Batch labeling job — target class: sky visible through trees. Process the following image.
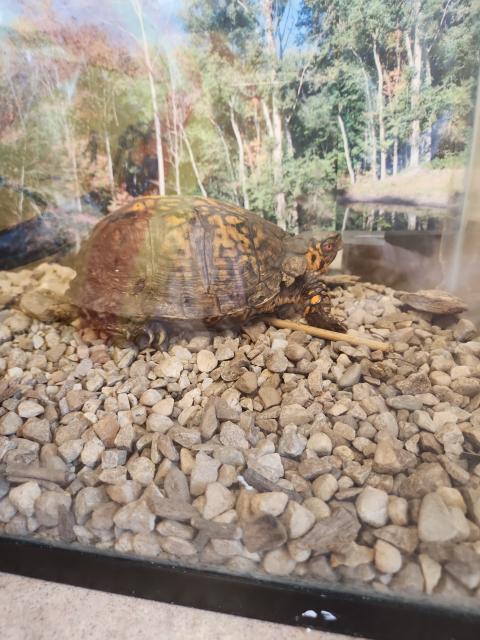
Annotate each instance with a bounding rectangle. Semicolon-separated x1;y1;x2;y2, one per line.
0;0;478;231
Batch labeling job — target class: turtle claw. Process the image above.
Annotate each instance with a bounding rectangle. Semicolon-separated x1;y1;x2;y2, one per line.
304;308;347;333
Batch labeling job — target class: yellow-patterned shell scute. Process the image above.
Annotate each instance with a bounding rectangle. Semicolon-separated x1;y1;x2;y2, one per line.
68;196;286;322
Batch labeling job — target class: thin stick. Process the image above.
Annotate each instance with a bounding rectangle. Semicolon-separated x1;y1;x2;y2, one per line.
267;318;393;352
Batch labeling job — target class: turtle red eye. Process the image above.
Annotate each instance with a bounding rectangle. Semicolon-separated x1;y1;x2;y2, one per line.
323;242;333;252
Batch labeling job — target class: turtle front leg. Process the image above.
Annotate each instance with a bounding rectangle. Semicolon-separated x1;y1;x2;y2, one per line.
303;281;347;333
131;319;169;350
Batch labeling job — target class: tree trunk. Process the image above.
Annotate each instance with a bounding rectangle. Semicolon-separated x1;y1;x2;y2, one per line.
230;103;249;208
272;94;287;227
261;98;274;138
132;0;165;195
167;59;181;195
353;52;377;179
64;118;82;214
424;54;432;162
405;5;422;169
372;38;387;180
105;130;115;197
209;117;238;203
285;119;294;158
182;128;206;197
338;113;355;185
262;0;289;229
392;137;399;176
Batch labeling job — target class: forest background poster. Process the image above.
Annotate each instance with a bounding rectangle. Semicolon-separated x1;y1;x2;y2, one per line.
0;0;479;233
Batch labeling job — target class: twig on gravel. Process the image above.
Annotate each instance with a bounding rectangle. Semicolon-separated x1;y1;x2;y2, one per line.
267;318;393;352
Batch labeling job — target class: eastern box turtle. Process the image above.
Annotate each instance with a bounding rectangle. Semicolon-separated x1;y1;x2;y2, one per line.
67;196;344;344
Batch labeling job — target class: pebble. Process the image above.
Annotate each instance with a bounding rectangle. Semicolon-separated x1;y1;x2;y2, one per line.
374;539;402;574
243;514;287;552
0;412;23;436
248;453;284;483
306;432;333;455
338;364;362;387
190;452;221;496
196;350;218;373
140;389;163;406
235;371;258;394
21;418;51;444
263;548;296;576
113;499;155;533
35;490;72;527
80;438;104;467
17;400;44;419
356;486;389;527
418;553;442;594
258;386;281;409
312;474;338;502
250;492;288;517
203;482;235;520
127;457;155;485
2;263;480;602
9;481;41;517
283;502;315;539
264;351;289;373
418;492;470;543
277;425;307;457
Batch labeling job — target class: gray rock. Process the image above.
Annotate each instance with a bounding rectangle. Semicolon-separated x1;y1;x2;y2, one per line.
17;400;44;419
396;373;431;396
250;492;288;517
146;488;198;522
398;463;451;498
258;386;281;409
279;404;311;427
113;499;155;533
161;536;197;556
132;532;162;557
106;481;142;505
75;487;108;523
203;482;235;520
164;466;190;503
263;548;296;576
127;457;155;485
338;364;362;388
190;452;221;496
9;481;41;517
265;351;289;373
0;412;22;436
283;501;316;539
35;490;72;527
200;398;219;439
248;453;284;482
454;318;477;342
297;507;361;553
235;371;258;394
374;539;402;574
356;486;389;527
220;422;249;449
390;561;424;593
278;425;307;457
386;395;423;411
196;350;218;373
418;492;470;543
243;514;287;552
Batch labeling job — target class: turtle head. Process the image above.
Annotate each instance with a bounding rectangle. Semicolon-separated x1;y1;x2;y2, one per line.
305;232;342;271
281;231;342;284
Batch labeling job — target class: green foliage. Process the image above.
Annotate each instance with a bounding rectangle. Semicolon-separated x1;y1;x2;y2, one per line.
0;0;477;229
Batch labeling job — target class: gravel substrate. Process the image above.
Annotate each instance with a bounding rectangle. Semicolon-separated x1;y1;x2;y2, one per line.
1;264;480;606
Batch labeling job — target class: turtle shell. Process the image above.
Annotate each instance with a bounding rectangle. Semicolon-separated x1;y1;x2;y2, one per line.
68;196;287;323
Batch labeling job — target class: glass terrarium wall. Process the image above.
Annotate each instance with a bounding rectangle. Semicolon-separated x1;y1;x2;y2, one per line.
2;1;480;634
